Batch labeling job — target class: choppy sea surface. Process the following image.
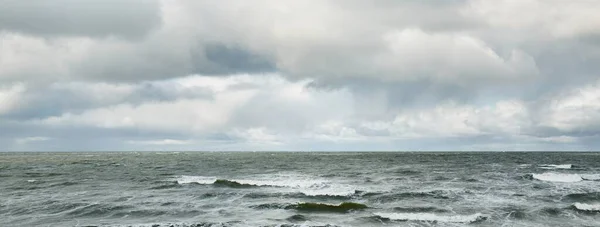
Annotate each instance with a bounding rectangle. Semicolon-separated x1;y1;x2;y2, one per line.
2;152;600;227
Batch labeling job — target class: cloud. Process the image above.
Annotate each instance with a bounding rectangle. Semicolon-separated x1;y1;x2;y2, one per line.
0;0;161;38
0;83;24;114
0;0;535;86
15;136;51;145
127;139;191;145
378;28;538;83
1;0;600;151
538;80;600;134
463;0;600;38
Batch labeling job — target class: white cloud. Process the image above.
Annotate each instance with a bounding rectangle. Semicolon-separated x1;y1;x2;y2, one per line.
230;127;282;145
0;33;93;83
40;93;248;133
127;139;192;145
0;83;25;114
389;100;530;139
15;136;51;145
1;1;599;151
464;0;600;38
34;74;354;136
539;80;600;132
379;28;538;83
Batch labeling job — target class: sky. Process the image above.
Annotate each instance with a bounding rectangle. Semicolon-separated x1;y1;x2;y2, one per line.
1;0;600;151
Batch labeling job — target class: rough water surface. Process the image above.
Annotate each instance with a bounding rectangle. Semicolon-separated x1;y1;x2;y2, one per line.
1;152;600;227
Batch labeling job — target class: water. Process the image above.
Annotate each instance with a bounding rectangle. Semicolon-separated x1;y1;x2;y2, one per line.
1;152;600;227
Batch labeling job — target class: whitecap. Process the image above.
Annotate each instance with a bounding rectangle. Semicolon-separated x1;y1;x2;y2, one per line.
374;212;486;223
233;178;357;196
532;173;582;183
573;203;600;212
174;174;359;196
176;175;217;184
27;179;36;183
539;164;572;169
581;174;600;181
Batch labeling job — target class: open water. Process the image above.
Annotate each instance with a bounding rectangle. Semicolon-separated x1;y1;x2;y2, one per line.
1;152;600;227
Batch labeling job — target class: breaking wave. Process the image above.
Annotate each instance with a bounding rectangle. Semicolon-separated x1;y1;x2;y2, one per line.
581;174;600;181
373;212;487;223
572;203;600;212
531;173;583;182
539;164;572;169
212;179;264;188
176;176;217;185
175;175;358;196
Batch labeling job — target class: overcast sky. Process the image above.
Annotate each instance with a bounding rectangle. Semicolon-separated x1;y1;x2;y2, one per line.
1;0;599;151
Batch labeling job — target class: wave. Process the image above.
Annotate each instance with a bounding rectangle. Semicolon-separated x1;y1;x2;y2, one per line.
49;181;79;188
564;192;600;202
287;214;308;222
539;164;572;169
540;207;562;216
393;206;448;213
395;169;422;175
67;204;134;217
149;183;181;190
243;191;353;200
286;202;368;213
176;176;217;184
250;203;289;210
572;203;600;212
373;212;487;223
213;179;264;188
175;177;267;188
24;172;65;177
100;222;338;227
581;174;600;181
369;190;452;202
175;175;358;196
39;202;88;215
531;173;583;182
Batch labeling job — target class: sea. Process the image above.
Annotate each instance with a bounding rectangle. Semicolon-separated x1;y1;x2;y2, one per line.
1;152;600;227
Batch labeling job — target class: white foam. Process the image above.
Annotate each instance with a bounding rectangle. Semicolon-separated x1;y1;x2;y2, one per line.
301;182;357;196
176;175;217;184
532;172;582;183
234;177;357;196
174;174;359;196
539;164;572;169
27;179;36;183
232;178;322;188
374;212;485;223
573;203;600;211
581;174;600;181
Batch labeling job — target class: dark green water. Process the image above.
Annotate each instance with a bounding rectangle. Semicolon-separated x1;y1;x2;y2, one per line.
1;152;600;227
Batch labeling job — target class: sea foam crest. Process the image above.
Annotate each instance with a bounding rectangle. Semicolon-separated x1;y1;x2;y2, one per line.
532;173;582;183
573;203;600;212
176;176;217;184
580;174;600;181
374;212;486;223
539;164;572;169
175;174;358;196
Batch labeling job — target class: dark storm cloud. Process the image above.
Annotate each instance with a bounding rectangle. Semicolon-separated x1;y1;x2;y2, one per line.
0;0;161;38
197;43;276;74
